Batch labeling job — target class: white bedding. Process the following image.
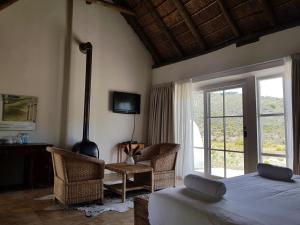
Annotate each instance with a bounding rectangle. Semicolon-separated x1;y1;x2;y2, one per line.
149;173;300;225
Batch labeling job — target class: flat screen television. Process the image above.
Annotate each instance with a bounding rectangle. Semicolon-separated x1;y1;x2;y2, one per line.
112;91;141;114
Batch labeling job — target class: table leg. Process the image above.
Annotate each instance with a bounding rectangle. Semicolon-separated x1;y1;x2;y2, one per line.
150;171;154;193
122;173;127;203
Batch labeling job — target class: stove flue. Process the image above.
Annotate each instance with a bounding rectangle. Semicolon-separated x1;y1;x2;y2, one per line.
72;42;99;158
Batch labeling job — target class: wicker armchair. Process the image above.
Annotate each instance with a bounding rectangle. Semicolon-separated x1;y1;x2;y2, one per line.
134;143;180;190
47;147;105;207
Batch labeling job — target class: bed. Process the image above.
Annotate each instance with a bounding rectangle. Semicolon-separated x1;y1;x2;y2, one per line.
149;173;300;225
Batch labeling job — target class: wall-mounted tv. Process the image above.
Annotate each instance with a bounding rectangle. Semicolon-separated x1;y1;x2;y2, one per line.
112;91;140;114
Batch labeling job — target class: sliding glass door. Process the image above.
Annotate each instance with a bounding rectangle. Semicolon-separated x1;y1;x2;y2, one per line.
207;86;245;178
193;83;246;178
193;71;292;177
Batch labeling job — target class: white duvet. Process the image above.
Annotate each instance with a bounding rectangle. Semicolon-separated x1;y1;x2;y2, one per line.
149;173;300;225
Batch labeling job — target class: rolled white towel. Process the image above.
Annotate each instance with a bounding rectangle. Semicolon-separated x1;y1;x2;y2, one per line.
184;174;226;201
257;163;293;182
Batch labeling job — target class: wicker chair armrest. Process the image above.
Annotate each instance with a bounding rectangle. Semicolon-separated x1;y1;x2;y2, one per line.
47;147;105;166
151;152;177;172
47;147;105;180
97;161;105;179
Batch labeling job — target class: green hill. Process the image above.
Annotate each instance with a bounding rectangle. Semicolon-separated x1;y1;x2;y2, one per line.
192;90;285;155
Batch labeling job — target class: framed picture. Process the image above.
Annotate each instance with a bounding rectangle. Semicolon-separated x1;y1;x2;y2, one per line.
0;94;37;131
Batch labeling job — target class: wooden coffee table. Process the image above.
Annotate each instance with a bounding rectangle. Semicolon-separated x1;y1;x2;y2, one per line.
105;163;154;202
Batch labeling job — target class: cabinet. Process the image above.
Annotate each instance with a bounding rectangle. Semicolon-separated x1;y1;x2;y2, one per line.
0;143;53;190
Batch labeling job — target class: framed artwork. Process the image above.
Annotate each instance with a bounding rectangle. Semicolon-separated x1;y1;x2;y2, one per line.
0;94;37;130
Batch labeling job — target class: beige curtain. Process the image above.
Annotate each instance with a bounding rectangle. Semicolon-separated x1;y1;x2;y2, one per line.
292;54;300;174
148;83;175;144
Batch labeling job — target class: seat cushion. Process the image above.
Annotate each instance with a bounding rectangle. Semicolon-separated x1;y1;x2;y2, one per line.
137;160;151;166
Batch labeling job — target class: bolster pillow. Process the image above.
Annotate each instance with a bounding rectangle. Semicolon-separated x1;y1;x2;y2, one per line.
257;163;293;181
184;174;226;200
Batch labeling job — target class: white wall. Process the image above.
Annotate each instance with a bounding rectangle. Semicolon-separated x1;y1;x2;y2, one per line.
0;0;68;145
66;0;152;162
153;26;300;84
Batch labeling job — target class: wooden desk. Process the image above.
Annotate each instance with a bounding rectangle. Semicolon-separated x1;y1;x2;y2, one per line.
0;143;53;190
105;163;153;202
117;143;145;162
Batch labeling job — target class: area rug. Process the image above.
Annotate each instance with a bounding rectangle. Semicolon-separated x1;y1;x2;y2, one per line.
74;198;133;217
34;194;134;217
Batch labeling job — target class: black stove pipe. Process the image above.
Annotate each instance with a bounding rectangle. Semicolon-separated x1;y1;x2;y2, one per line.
72;42;100;158
80;42;92;142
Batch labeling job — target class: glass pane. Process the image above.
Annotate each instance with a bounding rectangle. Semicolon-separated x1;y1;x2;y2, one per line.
225;117;244;152
259;77;284;114
211;150;224;177
226;152;244;178
193;91;204;148
225;88;243;116
262;156;286;167
210;118;224;150
210;90;223;117
194;148;204;173
261;116;286;155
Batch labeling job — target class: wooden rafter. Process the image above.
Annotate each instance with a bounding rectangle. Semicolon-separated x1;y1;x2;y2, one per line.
259;0;277;27
171;0;207;50
0;0;18;11
216;0;240;38
154;20;300;68
113;0;299;67
123;15;162;64
144;0;184;57
86;0;135;16
112;0;162;64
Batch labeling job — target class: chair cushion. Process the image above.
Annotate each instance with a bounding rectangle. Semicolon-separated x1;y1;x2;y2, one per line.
137;160;151;166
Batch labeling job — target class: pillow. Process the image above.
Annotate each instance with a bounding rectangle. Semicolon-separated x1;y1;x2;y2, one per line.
257;163;293;182
184;174;226;201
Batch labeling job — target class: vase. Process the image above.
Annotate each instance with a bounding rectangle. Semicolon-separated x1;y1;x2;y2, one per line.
126;156;135;165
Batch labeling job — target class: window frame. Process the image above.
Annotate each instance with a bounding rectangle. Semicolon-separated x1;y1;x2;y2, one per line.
192;90;205;175
256;74;289;167
193;80;248;179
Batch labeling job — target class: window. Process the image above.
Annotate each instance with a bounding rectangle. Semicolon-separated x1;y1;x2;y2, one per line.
193;84;246;178
209;88;245;178
192;90;204;173
257;76;287;167
192;68;293;177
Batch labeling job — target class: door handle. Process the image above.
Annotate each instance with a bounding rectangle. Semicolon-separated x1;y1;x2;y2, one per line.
243;126;247;138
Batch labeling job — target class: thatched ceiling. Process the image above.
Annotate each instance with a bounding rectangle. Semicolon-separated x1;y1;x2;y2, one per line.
114;0;300;67
0;0;17;11
1;0;300;68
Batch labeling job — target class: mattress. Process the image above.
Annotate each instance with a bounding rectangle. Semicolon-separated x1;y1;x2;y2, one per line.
149;173;300;225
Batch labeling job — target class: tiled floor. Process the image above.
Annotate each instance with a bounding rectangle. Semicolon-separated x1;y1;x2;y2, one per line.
0;188;133;225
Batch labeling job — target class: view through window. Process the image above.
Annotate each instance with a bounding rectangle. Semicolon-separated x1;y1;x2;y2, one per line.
193;86;245;178
193;75;289;178
193;91;204;173
258;77;287;167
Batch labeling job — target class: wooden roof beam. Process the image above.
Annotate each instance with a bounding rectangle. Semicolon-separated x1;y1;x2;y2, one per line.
123;15;162;64
0;0;18;11
144;0;184;57
216;0;241;38
112;0;162;64
259;0;277;27
171;0;207;50
86;0;136;16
